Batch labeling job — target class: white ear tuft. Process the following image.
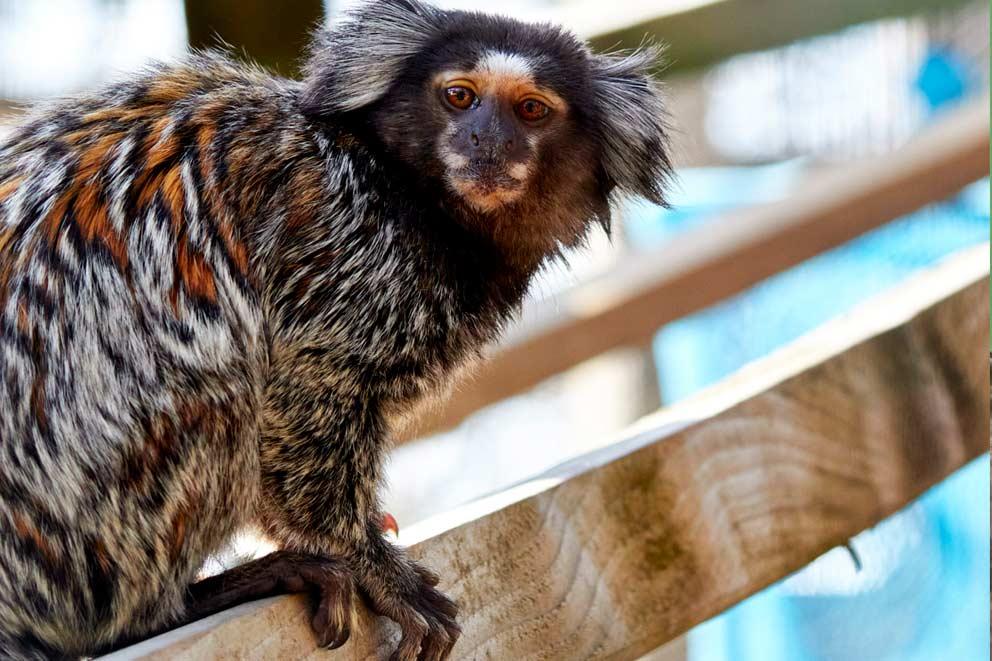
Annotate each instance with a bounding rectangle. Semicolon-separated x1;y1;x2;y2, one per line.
591;46;673;206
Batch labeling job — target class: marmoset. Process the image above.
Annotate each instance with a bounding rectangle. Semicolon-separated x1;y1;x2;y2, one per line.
0;0;672;658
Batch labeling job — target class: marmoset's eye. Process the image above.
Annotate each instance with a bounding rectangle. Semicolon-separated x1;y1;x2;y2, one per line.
515;98;550;122
444;86;476;110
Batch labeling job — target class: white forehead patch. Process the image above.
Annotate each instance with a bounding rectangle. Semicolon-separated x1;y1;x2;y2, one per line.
476;51;534;80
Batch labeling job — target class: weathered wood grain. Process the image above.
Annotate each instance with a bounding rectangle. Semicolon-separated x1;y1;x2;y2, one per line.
401;95;990;440
110;244;990;660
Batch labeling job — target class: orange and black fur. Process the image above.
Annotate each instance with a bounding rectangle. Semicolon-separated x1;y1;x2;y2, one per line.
0;0;672;658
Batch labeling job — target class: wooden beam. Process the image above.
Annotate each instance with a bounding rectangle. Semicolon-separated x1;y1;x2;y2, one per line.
110;244;990;660
562;0;976;72
401;95;990;440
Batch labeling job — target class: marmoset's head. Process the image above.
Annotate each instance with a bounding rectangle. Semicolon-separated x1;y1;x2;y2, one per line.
301;0;672;256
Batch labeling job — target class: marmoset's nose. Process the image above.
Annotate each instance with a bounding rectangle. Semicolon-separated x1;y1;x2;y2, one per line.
466;103;528;161
469;133;514;152
467;129;526;162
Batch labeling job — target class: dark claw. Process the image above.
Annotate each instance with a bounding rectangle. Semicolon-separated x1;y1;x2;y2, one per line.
314;580;352;649
361;558;460;661
179;550;357;652
293;558;353;649
416;565;441;588
417;619;455;661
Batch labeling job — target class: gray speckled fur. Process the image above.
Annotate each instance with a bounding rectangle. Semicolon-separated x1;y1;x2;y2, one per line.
0;0;672;658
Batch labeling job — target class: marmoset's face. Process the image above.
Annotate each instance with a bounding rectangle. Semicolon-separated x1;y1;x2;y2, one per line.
367;36;598;218
344;2;670;230
432;51;567;213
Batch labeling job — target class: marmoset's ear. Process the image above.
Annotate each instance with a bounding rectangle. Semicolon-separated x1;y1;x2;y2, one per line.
590;46;673;206
300;0;442;117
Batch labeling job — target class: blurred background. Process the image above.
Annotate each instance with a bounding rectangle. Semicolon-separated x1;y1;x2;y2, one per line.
0;1;988;659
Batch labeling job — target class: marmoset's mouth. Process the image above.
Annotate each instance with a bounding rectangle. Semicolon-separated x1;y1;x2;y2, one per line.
448;172;525;212
445;161;528;211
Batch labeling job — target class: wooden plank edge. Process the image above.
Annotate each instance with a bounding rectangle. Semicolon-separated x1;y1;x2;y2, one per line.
112;244;990;660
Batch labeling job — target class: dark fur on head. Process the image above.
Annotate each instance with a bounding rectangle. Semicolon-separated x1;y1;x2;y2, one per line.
301;0;672;265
